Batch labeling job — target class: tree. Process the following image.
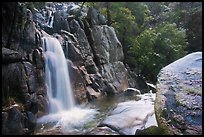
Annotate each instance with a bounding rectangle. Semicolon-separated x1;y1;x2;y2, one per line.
85;2;198;83
162;2;202;53
129;22;187;83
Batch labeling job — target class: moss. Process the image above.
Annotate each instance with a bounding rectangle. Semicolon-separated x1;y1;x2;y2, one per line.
136;126;169;135
83;120;97;129
154;83;173;135
183;87;202;95
25;2;45;11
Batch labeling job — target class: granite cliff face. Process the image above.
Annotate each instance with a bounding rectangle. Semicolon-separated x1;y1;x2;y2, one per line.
2;2;141;135
34;3;132;104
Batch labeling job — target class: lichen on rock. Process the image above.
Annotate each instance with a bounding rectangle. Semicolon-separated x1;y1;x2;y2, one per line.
155;52;202;135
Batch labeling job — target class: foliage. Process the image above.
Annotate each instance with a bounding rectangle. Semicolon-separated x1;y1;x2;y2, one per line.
111;7;137;59
85;2;199;83
129;23;187;82
78;2;201;83
157;2;202;53
84;2;100;9
25;2;45;11
184;8;202;53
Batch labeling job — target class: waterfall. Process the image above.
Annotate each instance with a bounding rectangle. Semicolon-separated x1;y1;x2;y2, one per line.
37;32;98;135
42;36;75;113
47;10;54;28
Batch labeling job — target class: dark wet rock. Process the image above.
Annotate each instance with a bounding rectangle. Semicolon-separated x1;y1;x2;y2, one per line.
25;111;37;133
2;106;27;135
2;63;28;99
2;2;36;54
23;93;32;111
2;2;47;135
70;19;81;33
30;99;38;114
23;62;36;93
155;52;202;135
77;18;85;30
2;47;24;64
53;11;70;33
67;42;83;63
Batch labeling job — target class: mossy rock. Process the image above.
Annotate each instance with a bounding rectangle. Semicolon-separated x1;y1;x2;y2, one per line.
155;52;202;135
135;126;170;135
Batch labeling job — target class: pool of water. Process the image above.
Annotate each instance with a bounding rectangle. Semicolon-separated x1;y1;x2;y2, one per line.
34;91;142;135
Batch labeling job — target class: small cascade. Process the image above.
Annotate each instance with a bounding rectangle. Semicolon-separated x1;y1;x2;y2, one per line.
46;10;54;28
42;35;75;113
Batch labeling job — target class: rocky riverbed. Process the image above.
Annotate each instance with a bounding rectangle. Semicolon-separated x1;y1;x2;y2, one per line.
34;90;157;135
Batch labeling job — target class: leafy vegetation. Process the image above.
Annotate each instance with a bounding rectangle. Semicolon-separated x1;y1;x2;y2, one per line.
85;2;202;83
25;2;45;11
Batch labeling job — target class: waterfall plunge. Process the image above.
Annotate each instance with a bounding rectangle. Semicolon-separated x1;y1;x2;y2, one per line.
37;35;98;133
42;36;75;113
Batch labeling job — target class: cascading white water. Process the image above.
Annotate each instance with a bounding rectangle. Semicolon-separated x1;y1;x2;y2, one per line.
37;35;98;134
47;10;54;28
42;36;75;113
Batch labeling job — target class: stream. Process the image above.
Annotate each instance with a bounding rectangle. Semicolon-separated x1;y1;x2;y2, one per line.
34;91;156;135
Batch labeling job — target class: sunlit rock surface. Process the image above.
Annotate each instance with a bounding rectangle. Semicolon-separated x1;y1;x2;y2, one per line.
99;93;158;135
155;52;202;135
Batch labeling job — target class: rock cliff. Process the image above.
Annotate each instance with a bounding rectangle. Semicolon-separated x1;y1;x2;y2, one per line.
2;2;142;135
2;2;48;134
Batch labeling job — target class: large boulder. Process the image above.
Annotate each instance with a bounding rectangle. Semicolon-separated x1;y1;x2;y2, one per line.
155;52;202;135
2;106;26;135
101;61;129;93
